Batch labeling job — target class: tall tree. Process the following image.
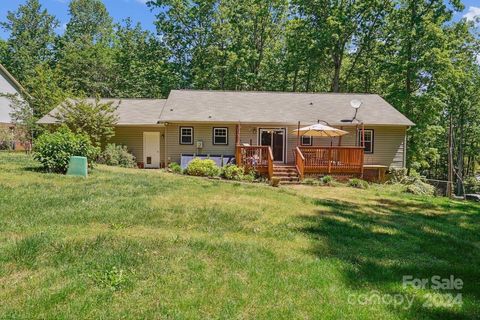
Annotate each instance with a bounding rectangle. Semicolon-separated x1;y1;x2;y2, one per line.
148;0;288;90
0;0;58;82
112;19;174;98
56;0;115;97
381;0;464;172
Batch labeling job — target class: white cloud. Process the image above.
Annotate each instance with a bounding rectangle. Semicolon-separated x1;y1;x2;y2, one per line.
464;6;480;22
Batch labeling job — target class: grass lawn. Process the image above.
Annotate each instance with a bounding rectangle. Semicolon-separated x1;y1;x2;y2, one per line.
0;153;479;319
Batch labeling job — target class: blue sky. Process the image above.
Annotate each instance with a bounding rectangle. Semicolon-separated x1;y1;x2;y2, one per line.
0;0;479;40
0;0;157;39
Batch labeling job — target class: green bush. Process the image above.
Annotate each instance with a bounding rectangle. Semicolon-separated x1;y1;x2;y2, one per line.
168;162;182;174
242;171;256;182
0;127;15;150
406;179;435;196
98;144;136;168
33;126;100;173
185;158;221;177
348;178;369;189
321;175;333;185
464;176;480;194
222;164;245;180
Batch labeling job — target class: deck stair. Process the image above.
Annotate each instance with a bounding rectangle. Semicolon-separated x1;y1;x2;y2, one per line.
272;165;300;184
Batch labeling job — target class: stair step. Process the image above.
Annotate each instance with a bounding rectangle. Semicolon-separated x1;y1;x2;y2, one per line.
273;171;299;176
274;168;298;172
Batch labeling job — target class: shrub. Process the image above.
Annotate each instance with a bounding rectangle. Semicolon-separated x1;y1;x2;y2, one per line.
54;98;119;146
168;162;182;174
464;176;480;194
388;167;408;183
33;126;100;173
185;158;221;177
222;164;245;180
406;179;435;196
242;171;256;182
0;127;15;150
98;144;136;168
348;178;369;189
321;175;333;185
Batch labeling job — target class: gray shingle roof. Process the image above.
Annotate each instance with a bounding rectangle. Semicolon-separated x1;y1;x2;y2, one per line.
38;98;166;125
38;90;414;126
161;90;414;126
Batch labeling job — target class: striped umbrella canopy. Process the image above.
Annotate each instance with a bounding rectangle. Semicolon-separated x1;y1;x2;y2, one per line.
292;123;349;137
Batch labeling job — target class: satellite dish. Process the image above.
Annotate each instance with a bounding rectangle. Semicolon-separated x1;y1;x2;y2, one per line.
350;99;362;109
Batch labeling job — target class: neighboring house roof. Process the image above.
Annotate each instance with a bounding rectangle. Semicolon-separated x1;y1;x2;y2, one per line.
0;63;28;124
38;90;414;127
161;90;415;126
38;98;167;125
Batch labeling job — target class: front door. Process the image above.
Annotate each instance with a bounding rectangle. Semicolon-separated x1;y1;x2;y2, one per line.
259;128;285;162
143;132;160;168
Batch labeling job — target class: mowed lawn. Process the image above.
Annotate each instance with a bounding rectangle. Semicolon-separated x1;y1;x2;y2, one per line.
0;153;479;319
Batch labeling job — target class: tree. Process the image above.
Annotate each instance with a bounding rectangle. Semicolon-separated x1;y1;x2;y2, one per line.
54;98;119;146
148;0;288;90
379;0;464;172
112;19;173;98
63;0;113;44
24;64;68;121
56;0;115;97
0;0;58;82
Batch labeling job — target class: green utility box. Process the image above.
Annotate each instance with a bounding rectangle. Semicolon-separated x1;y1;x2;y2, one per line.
66;156;88;177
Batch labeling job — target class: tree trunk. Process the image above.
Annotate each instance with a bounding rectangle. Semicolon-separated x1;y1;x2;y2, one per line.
456;108;465;196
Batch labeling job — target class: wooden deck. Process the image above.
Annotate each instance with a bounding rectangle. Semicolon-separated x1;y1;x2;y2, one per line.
236;145;364;180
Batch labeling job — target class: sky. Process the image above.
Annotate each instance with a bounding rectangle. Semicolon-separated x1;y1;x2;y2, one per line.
0;0;157;39
0;0;479;40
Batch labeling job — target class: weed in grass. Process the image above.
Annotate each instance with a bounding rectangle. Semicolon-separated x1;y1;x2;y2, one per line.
88;266;132;291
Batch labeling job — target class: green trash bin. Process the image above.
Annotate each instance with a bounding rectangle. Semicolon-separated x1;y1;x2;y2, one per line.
66;156;88;177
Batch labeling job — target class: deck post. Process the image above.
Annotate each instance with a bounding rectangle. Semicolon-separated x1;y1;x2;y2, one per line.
338;126;343;146
362;123;365;147
235;124;240;146
328;148;332;173
297;121;300;146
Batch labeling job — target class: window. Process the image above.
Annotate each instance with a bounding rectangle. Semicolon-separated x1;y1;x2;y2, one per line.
213;127;228;145
358;129;374;153
301;135;313;146
180;127;194;145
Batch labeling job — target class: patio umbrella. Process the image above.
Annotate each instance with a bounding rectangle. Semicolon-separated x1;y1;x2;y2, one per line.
292;123;348;137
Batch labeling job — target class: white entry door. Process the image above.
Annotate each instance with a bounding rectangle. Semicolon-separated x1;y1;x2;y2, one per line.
143;132;160;168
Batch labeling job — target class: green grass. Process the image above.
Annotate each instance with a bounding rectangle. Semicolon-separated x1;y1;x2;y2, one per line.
0;153;479;319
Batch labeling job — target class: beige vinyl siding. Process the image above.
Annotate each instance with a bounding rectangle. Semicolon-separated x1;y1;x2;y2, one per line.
111;126;165;165
362;126;406;167
120;122;407;168
165;123;237;163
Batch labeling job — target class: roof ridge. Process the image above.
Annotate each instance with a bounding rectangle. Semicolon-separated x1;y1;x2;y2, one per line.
0;63;31;99
171;89;379;96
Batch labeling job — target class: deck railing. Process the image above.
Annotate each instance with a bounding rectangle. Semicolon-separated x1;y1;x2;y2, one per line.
236;145;273;179
295;147;305;180
296;146;364;175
